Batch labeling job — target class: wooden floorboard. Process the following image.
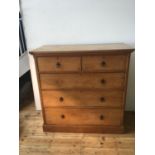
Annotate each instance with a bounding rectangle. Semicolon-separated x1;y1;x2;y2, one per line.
19;94;135;155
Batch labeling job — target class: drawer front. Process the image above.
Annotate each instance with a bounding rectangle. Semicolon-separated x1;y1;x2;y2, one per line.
37;56;81;72
82;55;127;72
44;108;123;126
40;73;125;90
42;90;124;108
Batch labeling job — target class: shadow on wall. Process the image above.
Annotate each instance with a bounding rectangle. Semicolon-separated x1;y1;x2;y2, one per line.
126;52;135;111
19;71;34;108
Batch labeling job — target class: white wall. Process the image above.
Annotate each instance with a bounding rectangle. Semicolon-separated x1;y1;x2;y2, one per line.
20;0;135;110
19;53;29;77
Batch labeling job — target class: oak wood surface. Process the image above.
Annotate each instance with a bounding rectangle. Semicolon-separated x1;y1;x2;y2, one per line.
30;43;134;53
42;90;124;108
44;108;123;126
82;55;127;72
37;56;81;72
31;43;134;134
43;124;124;134
40;73;125;90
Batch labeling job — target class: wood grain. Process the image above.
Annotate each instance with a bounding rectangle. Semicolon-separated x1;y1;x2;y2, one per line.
30;44;134;134
30;43;134;53
43;124;124;133
40;73;125;90
44;108;123;126
37;56;81;72
42;90;124;108
19;101;135;155
82;55;127;72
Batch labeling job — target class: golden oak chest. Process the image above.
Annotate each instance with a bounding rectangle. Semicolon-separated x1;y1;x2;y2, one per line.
30;43;134;133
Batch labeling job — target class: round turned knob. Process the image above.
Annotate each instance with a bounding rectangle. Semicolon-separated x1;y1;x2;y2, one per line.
101;79;106;84
101;61;106;67
100;115;104;120
59;97;64;102
56;62;61;68
61;114;65;119
100;97;105;102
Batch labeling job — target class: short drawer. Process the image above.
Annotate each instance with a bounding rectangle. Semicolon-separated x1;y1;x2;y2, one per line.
37;56;81;72
44;108;123;126
42;90;124;108
82;55;127;72
40;73;125;90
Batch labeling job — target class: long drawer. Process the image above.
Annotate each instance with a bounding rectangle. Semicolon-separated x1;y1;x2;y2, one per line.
44;108;123;126
40;73;125;90
42;90;124;108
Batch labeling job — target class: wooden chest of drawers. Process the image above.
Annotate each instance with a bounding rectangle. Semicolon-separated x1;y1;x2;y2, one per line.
30;43;134;133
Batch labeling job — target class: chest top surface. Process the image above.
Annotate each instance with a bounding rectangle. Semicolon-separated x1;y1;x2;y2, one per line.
30;43;134;56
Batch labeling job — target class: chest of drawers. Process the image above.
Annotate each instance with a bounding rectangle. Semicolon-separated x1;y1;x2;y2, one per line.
30;43;134;133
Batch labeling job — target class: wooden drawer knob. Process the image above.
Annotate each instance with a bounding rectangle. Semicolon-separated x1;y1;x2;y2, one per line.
59;97;64;102
101;61;106;67
101;79;106;84
100;115;104;120
100;97;105;102
61;114;65;119
56;62;61;68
